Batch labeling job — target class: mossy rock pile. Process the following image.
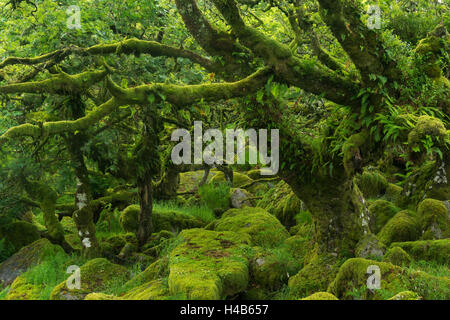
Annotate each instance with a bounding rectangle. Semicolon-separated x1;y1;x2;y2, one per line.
167;228;251;300
50;258;129;300
211;207;290;248
390;239;450;265
0;239;64;288
0;221;40;254
257;180;303;226
377;210;420;245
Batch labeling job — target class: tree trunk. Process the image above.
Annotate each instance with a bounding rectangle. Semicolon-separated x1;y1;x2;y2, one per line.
137;175;153;248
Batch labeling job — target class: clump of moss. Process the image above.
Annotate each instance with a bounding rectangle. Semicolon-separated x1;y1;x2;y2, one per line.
368;200;401;234
0;221;40;254
50;258;130;300
358;169;388;198
210;171;253;188
119;205;140;233
408;116;447;160
390;239;450;265
288;248;339;299
328;257;450;300
119;204;205;236
257;180;304;227
388;291;421;300
121;279;169;300
5;274;40;300
417;199;449;239
167;228;251;300
301;292;338;300
355;234;386;259
213;207;290;248
383;247;412;266
249;246;302;291
377;210;420;246
385;183;403;205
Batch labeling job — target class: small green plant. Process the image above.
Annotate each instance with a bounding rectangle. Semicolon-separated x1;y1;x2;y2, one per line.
153;201;215;223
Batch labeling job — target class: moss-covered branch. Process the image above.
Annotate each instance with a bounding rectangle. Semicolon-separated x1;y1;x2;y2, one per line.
0;98;121;144
0;69;108;95
210;0;359;106
106;67;272;106
317;0;400;83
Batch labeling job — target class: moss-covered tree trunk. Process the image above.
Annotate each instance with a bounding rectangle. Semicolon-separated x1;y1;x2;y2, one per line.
63;96;100;258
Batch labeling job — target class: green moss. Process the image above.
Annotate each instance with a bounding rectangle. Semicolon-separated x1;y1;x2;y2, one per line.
0;221;40;253
355;234;386;259
213;207;290;248
417;199;449;239
84;292;118;300
288;248;340;298
50;258;129;300
123;257;169;290
258;180;303;226
178;170;208;193
210;171;253;188
342;132;368;176
249;246;302;291
368;200;401;234
388;291;420;300
5;274;40;300
247;169;262;180
119;204;205;236
408;116;447;156
168;228;251;300
385;183;403;205
377;210;420;246
301;292;338;300
60;217;77;234
121;279;169;300
390;239;450;265
383;247;412;266
358;169;388;198
328;257;450;300
119;205;140;233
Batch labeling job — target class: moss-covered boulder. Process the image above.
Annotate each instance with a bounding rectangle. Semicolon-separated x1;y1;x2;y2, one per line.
377;210;420;246
385;183;403;205
123;257;169;290
178;170;209;193
390;239;450;265
100;232;137;257
328;258;450;300
50;258;129;300
0;221;40;254
358;169;388;198
5;274;40;300
168;228;251;300
210;171;253;188
301;292;339;300
213;207;289;248
249;246;302;291
230;188;254;209
355;233;386;259
382;247;412;266
417;199;449;239
388;291;421;300
368;200;401;234
0;239;64;288
84;292;118;300
288;250;340;298
119;205;140;233
257;180;304;226
119;205;205;235
121;279;169;300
